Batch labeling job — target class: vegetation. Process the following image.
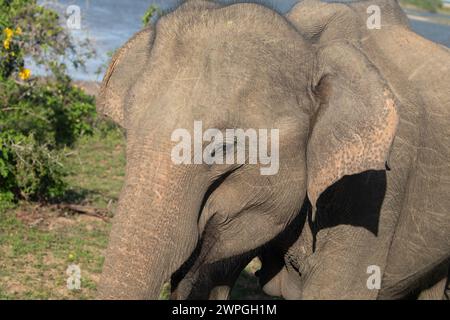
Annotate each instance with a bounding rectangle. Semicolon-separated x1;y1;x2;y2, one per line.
0;130;123;299
0;0;97;205
142;4;162;27
400;0;444;13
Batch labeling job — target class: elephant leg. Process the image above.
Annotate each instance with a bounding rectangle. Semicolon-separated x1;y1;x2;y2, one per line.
171;252;255;300
256;206;309;299
257;244;303;299
207;254;255;300
257;262;302;299
170;230;256;300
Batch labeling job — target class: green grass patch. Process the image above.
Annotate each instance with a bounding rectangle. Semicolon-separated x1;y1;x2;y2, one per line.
0;206;111;299
0;128;122;299
63;127;126;209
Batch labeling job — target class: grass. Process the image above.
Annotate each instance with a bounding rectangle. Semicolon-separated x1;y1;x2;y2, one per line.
63;127;126;210
0;128;123;299
0;127;269;300
0;203;111;299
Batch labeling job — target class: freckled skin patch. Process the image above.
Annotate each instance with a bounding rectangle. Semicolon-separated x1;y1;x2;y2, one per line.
307;42;400;207
308;96;398;206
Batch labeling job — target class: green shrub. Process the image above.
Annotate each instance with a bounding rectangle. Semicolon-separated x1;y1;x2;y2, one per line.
142;4;162;26
0;77;96;148
0;131;67;201
401;0;443;12
0;0;97;207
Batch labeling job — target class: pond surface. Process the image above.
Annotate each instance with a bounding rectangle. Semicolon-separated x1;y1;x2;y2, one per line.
51;0;450;80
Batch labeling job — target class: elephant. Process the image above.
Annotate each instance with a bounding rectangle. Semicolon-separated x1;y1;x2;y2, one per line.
257;0;450;300
168;0;450;300
96;0;450;299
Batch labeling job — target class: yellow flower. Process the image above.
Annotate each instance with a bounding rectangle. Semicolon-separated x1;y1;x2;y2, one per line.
18;68;31;80
3;39;10;50
15;27;22;35
4;27;14;40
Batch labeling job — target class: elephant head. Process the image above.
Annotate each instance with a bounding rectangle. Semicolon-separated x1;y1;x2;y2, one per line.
97;0;398;299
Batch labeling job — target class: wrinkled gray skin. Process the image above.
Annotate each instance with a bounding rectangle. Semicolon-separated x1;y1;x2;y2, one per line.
258;0;450;300
97;0;449;299
170;0;450;300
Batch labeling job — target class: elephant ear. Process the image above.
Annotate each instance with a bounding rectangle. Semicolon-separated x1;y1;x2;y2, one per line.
307;41;399;207
97;27;154;128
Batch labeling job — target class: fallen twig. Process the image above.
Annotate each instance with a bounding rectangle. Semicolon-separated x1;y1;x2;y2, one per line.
56;204;110;221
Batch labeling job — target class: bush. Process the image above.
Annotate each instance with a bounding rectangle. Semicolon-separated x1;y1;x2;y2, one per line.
0;0;97;206
0;131;67;201
142;4;162;27
0;77;96;148
401;0;443;12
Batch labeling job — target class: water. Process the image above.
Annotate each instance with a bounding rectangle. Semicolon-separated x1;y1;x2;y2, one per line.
49;0;450;80
411;19;450;46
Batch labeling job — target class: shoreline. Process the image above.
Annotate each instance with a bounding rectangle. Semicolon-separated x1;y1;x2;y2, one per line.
407;13;450;25
400;2;450;17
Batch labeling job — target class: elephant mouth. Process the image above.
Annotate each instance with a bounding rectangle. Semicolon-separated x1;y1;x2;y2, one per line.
197;164;243;234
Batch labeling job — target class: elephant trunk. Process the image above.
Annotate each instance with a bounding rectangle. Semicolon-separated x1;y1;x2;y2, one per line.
98;148;206;299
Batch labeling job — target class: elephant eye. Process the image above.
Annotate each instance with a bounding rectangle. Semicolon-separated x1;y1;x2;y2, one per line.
210;144;227;158
210;140;236;158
